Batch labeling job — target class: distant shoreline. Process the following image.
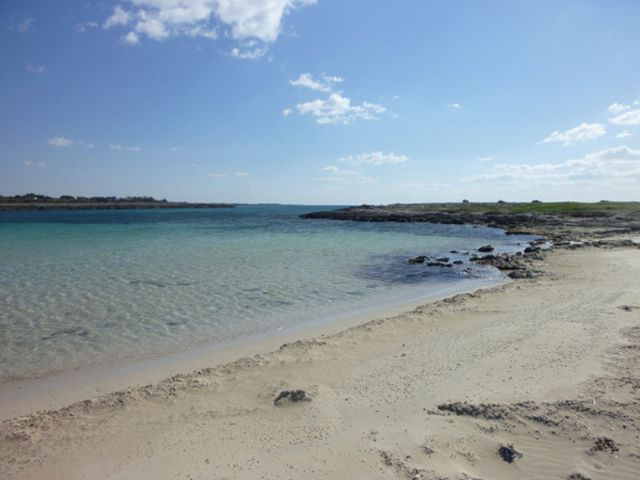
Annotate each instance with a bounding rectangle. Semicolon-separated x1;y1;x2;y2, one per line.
0;202;235;212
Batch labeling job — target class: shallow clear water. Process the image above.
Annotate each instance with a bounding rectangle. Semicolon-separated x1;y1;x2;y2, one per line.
0;205;532;383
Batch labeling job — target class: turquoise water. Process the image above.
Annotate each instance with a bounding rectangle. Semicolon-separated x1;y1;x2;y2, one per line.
0;206;532;383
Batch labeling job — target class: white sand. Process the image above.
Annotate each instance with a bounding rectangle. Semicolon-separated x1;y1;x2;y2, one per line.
1;247;639;479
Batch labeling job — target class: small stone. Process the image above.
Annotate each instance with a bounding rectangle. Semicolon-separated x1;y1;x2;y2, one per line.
590;436;618;453
568;473;591;480
274;389;311;406
408;255;428;264
498;444;523;463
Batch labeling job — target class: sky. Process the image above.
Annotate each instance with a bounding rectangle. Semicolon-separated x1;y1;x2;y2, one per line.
1;0;640;204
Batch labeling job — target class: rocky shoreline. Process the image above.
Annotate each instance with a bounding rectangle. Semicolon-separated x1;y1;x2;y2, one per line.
299;204;640;241
302;204;640;281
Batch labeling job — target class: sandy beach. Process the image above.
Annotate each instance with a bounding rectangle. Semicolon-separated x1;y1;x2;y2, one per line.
1;241;639;479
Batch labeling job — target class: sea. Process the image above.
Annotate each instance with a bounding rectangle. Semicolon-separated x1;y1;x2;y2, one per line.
0;205;534;384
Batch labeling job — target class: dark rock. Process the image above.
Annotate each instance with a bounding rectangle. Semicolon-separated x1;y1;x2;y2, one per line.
524;246;541;253
568;474;591;480
422;446;435;455
273;389;311;406
450;250;459;254
591;239;640;249
453;260;464;265
508;270;536;279
436;257;450;263
427;262;452;268
408;255;428;264
590;436;619;453
553;400;630;420
437;402;510;420
527;415;560;427
498;444;523;463
619;305;639;312
472;253;527;272
380;450;393;466
478;245;494;252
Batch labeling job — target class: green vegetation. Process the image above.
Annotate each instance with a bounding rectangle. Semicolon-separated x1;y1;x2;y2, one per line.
381;201;640;218
0;194;234;211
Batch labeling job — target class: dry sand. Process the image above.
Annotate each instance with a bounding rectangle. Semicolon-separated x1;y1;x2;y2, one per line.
1;246;639;480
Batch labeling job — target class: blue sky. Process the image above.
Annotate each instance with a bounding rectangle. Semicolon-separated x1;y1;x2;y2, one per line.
1;0;640;204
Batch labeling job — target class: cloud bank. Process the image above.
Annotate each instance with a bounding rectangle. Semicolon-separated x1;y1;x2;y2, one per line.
338;151;408;166
542;122;606;145
467;146;640;187
102;0;316;55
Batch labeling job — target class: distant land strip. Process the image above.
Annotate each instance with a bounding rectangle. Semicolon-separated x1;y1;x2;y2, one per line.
0;194;234;211
300;201;640;239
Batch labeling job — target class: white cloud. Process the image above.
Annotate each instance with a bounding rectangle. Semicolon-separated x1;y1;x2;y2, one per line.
230;44;267;59
185;25;217;39
215;0;316;42
317;165;375;184
48;136;95;148
290;93;386;125
208;172;227;178
104;6;133;29
607;100;640;125
23;160;46;169
110;144;141;151
77;140;96;148
338;151;408;166
76;21;99;33
542;122;606;145
321;165;360;176
25;64;46;75
48;136;74;147
616;130;632;139
102;0;315;48
169;146;182;152
446;103;463;109
608;102;630;114
135;11;169;40
609;109;640;126
235;171;249;176
478;156;495;162
466;146;640;186
289;73;343;93
18;18;35;33
282;108;293;116
121;31;140;45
